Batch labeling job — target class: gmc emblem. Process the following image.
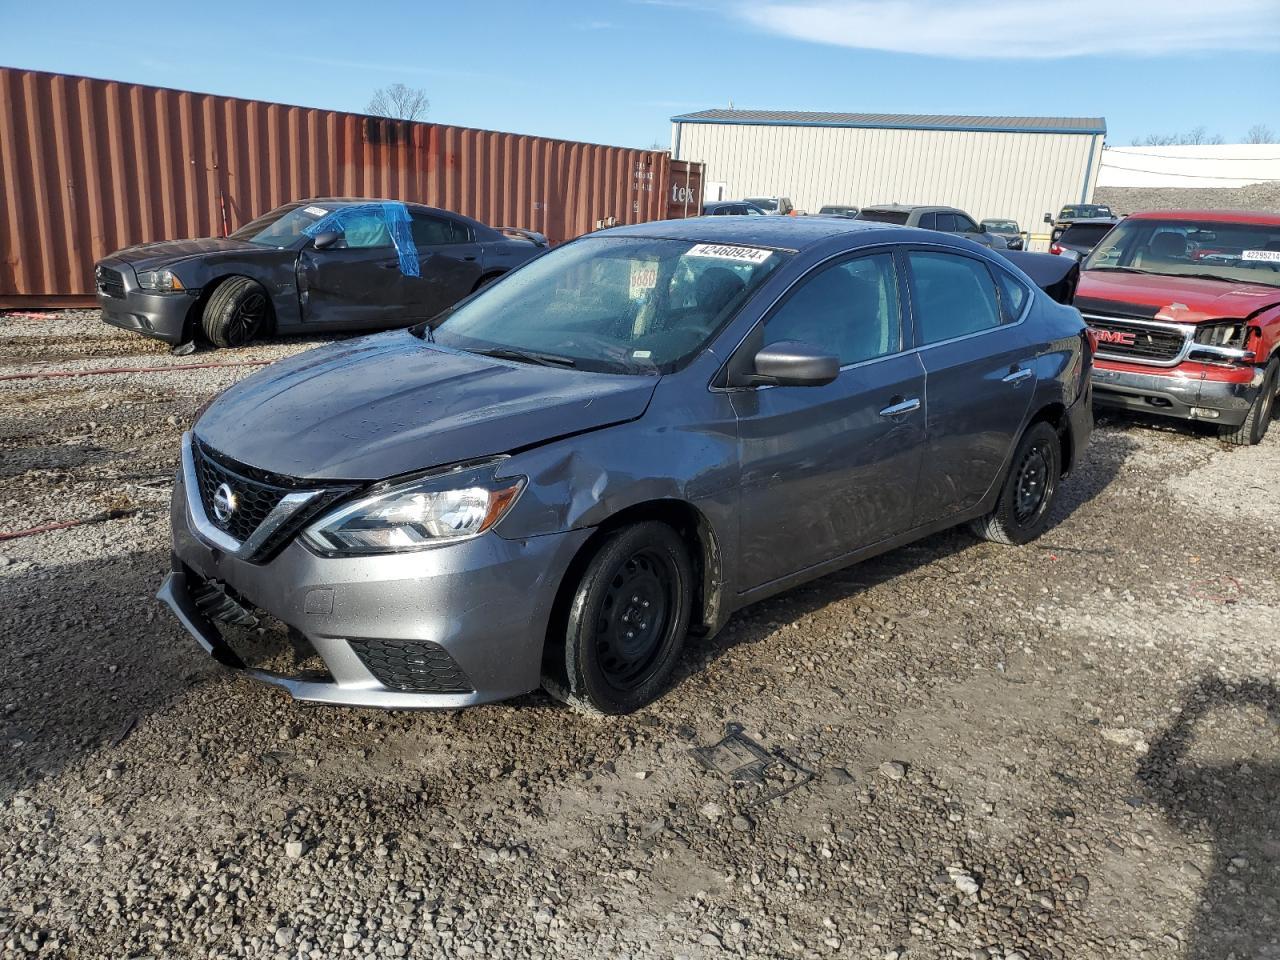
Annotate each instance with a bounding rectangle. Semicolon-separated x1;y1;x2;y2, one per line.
1092;328;1136;346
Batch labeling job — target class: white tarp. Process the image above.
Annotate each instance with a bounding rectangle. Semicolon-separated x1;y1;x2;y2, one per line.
1098;144;1280;189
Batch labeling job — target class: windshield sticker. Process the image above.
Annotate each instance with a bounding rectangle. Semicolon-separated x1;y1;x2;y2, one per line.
1242;249;1280;263
687;243;773;264
302;205;330;217
629;261;659;299
632;349;652;359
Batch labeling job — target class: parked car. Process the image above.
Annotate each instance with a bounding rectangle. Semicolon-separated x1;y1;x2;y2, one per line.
1049;218;1120;261
857;204;1009;249
1077;210;1280;445
703;200;768;216
744;196;795;215
159;215;1092;715
817;205;860;218
981;218;1024;250
1046;203;1115;241
95;198;546;349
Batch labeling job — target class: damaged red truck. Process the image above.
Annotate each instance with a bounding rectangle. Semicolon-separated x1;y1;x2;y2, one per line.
1076;211;1280;445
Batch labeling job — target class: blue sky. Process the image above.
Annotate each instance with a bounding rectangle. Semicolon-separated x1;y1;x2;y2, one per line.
2;0;1277;148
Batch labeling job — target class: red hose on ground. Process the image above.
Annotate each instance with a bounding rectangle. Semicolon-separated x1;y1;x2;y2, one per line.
0;359;272;382
0;509;136;542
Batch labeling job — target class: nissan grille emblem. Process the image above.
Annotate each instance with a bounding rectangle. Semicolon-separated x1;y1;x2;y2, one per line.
211;483;238;525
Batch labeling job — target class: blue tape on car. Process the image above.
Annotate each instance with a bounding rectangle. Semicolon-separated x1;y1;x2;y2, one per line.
304;202;420;278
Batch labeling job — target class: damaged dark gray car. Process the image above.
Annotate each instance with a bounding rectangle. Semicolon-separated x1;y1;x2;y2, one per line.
95;198;545;348
160;216;1093;715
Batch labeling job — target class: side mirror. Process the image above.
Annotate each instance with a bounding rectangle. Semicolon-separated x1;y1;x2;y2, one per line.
311;230;342;250
749;340;839;387
1043;213;1053;225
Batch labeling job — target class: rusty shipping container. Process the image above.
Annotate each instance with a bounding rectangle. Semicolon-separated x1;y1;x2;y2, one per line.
0;67;703;307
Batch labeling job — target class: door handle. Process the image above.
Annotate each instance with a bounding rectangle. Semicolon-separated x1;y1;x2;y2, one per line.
463;255;477;262
879;397;921;418
1002;367;1033;385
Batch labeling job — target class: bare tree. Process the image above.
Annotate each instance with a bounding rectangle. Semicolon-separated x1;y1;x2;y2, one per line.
366;83;430;122
1246;123;1277;144
1131;126;1225;146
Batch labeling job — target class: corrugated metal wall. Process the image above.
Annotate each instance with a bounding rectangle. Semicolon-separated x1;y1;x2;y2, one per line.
0;68;700;307
674;122;1104;249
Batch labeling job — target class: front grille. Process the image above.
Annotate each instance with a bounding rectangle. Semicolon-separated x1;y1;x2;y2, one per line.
192;441;293;545
97;266;126;299
348;639;474;694
1085;315;1189;365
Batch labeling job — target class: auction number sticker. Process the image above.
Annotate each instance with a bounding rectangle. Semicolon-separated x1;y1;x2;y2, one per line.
1242;249;1280;263
303;205;330;217
687;243;773;264
629;261;659;299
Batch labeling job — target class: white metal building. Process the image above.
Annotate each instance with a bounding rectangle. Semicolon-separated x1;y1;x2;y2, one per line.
672;109;1107;239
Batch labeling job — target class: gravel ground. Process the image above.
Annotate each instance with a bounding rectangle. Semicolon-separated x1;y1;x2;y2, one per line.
1095;181;1280;216
1;310;1278;960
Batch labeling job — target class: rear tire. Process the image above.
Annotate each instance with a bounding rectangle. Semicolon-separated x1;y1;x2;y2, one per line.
201;276;271;348
970;421;1062;545
544;522;693;716
1219;358;1277;447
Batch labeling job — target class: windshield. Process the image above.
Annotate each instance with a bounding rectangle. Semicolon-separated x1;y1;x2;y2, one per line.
230;202;336;246
1083;218;1280;287
430;237;788;375
1060;204;1112;219
855;209;910;226
984;220;1018;234
745;198;779;212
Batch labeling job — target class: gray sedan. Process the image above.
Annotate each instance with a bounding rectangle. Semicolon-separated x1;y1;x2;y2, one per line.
160;217;1093;715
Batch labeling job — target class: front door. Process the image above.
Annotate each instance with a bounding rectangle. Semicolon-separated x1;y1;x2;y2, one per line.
730;250;927;591
297;206;415;328
904;248;1041;525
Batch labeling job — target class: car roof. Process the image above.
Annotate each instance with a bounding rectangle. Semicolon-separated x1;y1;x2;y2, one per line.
601;214;929;252
863;203;961;214
1123;209;1280;227
1062;218;1120;226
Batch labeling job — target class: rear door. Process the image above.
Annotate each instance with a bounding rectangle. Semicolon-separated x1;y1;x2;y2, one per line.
730;249;927;590
408;211;485;319
904;248;1040;526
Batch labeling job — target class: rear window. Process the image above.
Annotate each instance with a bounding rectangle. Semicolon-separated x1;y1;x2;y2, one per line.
856;209;910;226
1061;223;1114;247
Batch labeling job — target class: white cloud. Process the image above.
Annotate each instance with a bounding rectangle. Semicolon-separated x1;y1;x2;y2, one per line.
735;0;1280;58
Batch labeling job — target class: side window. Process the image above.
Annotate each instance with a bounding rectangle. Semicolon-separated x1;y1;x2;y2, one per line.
918;212;937;230
339;210;392;249
411;214;468;246
935;213;959;233
763;253;902;366
993;267;1030;323
907;251;1003;343
955;214;980;233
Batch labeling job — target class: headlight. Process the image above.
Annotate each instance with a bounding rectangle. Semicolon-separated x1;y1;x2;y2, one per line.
1194;321;1244;348
301;459;525;555
137;268;184;292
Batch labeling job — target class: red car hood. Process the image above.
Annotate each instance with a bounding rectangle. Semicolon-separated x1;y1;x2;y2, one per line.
1077;269;1280;323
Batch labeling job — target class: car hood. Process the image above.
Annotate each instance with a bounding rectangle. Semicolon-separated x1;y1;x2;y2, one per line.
1078;269;1280;323
194;331;659;481
105;237;262;271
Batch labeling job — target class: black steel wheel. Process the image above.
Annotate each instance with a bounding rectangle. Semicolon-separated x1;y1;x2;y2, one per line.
202;276;272;348
971;420;1062;545
546;522;693;715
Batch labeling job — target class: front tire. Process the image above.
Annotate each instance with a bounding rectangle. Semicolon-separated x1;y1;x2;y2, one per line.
546;522;693;716
971;421;1062;545
201;276;270;348
1219;358;1277;447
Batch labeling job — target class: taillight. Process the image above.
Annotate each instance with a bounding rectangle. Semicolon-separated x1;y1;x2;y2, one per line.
1050;243;1063;255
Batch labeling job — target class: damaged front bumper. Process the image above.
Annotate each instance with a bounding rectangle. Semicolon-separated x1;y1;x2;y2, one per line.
96;260;196;344
1091;360;1265;427
159;466;591;709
